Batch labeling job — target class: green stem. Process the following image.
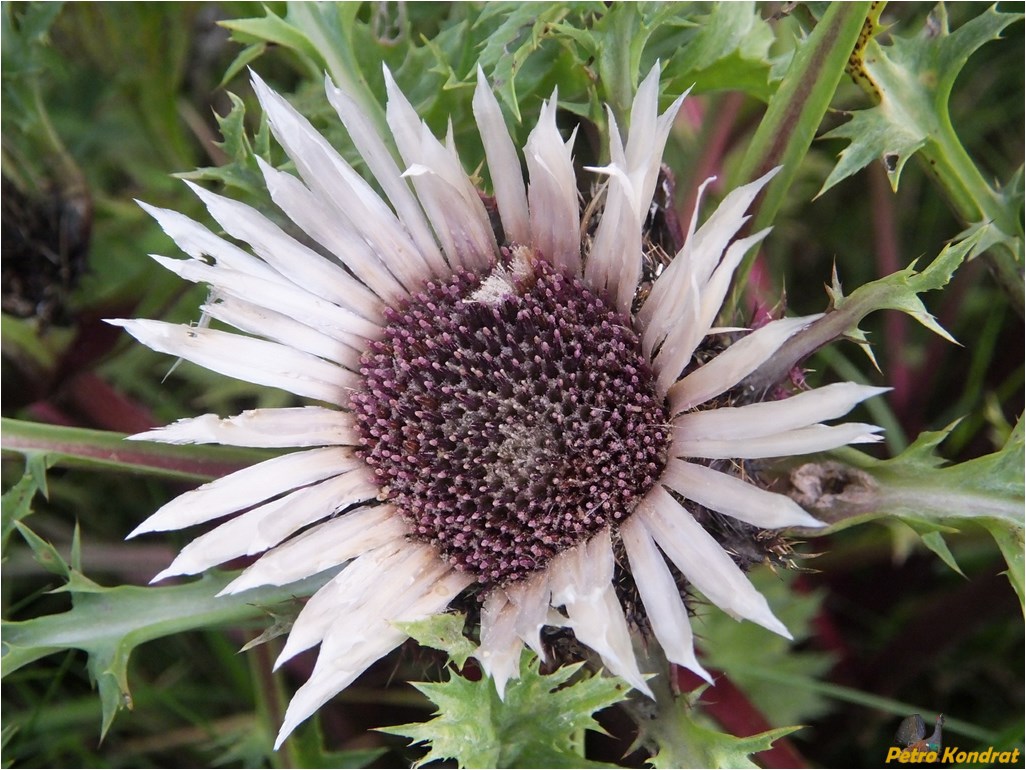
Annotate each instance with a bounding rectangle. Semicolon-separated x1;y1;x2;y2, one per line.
919;115;1024;316
731;1;876;300
1;418;275;482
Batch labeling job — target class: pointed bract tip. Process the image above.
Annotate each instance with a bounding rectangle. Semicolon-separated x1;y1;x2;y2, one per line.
763;614;793;640
690;662;715;686
149;567;175;584
757;165;784;186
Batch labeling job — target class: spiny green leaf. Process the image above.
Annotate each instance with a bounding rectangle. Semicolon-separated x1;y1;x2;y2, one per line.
952;164;1025;263
279;2;386;126
220;3;387;129
419;19;471;92
888;421;962;469
238;601;303;654
591;2;648;124
477;4;579;123
820;4;1023;196
26;453;51;500
982;519;1025;612
833;213;970;341
746;229;980;390
218;41;267;90
12;521;69;579
791;420;1023;532
817;4;1025;311
219;7;323;76
658;2;774;101
69;521;82;573
644;694;800;769
1;471;41;553
1;1;62;60
382;650;628;768
178;92;270;195
1;2;69;140
1;569;337;738
783;418;1024;602
816;3;1024;314
819;108;925;194
398;612;476;669
914;529;966;577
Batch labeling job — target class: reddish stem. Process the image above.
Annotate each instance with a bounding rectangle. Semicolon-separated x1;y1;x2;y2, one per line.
678;93;747;229
870;165;910;416
743;253;780;323
26;401;78;427
2;426;258;481
64;371;157;434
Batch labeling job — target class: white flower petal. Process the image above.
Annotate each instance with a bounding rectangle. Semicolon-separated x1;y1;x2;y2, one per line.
661;459;823;529
201;293;362;369
506;569;552;660
182;182;383;323
383;68;496;271
136;201;281;281
641;168;779;354
276;621;405;750
325;74;448;276
675;383;890;440
251;72;430;290
108;319;358;405
625;66;686;209
674;423;884;459
127;446;356;536
220;505;406;595
637;174;713;362
586;65;686;311
585;156;643;311
526;91;581;275
275;541;432;666
150;255;380;342
129;406;358;448
549;530;651;696
275;567;473;749
619;515;711;682
152;469;379;580
476;590;524;699
669;314;821;413
653;228;770;394
473;67;530;246
636;487;791;637
256;157;407;302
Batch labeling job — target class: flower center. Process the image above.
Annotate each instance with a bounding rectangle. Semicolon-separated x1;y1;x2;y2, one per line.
352;255;669;585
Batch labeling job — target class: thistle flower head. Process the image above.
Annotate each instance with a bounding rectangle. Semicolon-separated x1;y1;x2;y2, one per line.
113;63;885;747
